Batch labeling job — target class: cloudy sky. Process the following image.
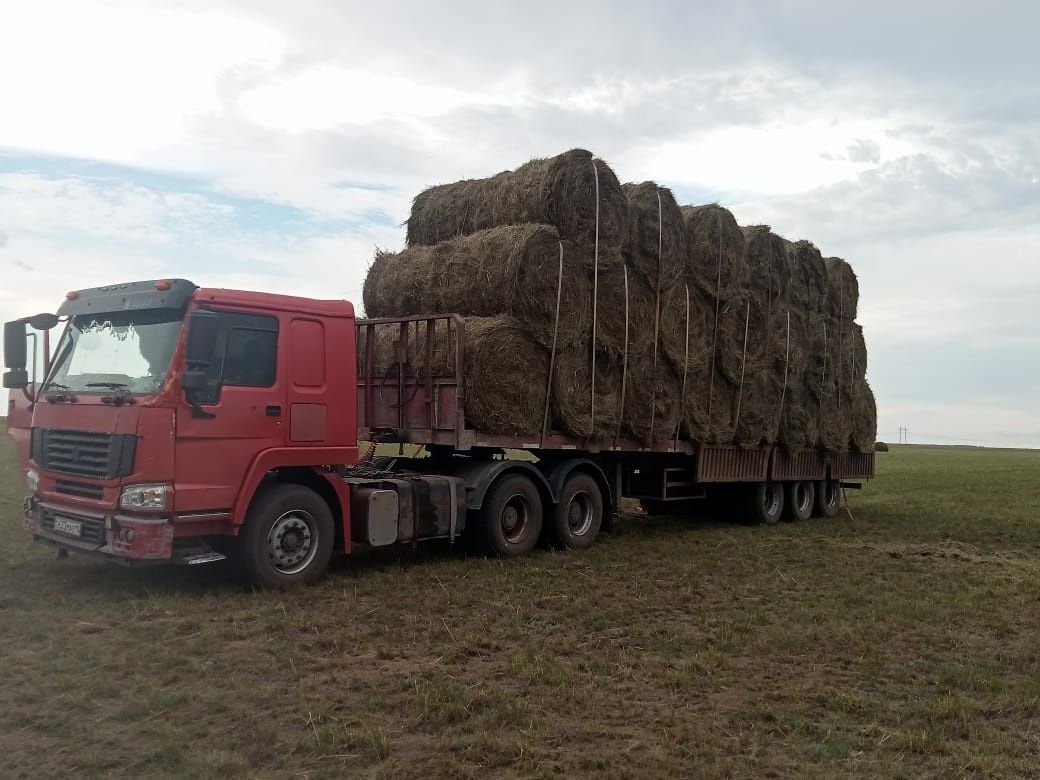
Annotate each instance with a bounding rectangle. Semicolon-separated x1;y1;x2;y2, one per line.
1;0;1037;447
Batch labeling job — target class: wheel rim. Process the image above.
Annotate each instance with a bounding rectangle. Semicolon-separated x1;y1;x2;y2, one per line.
764;485;780;516
267;509;319;575
566;491;594;537
824;481;837;508
796;483;812;513
501;493;530;544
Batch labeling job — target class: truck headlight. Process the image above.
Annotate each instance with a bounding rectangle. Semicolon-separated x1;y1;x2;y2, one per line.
119;484;169;511
26;469;39;493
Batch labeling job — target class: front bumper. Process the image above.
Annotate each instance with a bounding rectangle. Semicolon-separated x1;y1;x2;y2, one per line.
24;495;175;563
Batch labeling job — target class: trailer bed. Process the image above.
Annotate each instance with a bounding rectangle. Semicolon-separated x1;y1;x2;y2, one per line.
356;315;874;481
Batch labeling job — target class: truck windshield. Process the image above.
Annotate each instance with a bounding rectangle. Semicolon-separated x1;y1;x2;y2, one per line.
45;310;183;395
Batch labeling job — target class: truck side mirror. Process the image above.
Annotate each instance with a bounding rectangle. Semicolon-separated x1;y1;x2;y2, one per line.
3;320;28;389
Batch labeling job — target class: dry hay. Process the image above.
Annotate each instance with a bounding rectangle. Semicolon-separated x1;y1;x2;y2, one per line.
741;225;788;309
618;346;683;443
776;387;821;451
824;256;859;320
362;224;592;350
850;379;877;452
784;239;830;312
710;294;768;388
589;265;657;356
550;345;622;440
406;149;628;248
682;204;749;299
622;182;686;294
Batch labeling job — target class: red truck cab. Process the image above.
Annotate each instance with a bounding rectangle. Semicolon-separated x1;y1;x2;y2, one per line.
5;279;365;585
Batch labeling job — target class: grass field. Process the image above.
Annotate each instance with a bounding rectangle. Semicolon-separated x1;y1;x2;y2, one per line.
2;423;1040;778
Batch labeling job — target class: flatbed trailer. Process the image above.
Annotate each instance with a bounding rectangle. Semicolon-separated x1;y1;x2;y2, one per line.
356;314;874;532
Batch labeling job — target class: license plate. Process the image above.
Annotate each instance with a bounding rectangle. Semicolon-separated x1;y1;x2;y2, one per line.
52;517;82;537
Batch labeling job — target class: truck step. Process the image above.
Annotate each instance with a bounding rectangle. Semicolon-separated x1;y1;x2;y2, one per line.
179;551;227;565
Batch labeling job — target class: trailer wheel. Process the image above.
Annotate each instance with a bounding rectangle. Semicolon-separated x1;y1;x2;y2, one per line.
749;482;784;524
550;473;602;550
236;484;335;588
784;480;815;522
479;473;543;556
814;479;841;518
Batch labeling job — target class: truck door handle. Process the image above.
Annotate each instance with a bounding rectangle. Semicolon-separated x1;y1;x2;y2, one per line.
265;405;282;417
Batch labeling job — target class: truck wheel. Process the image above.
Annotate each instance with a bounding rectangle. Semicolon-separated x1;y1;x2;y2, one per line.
814;479;841;518
480;473;543;556
237;484;335;588
784;480;815;522
749;482;784;525
551;473;602;550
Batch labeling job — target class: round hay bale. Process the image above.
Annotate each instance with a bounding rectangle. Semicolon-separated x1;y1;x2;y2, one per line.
659;283;713;379
406;149;628;248
362;225;592;349
551;345;622;440
711;294;768;388
850;379;877;452
785;239;829;312
816;374;853;452
734;370;782;448
589;264;656;356
824;256;859;320
741;225;788;309
682;204;749;299
619;348;683;443
622;182;686;294
776;388;820;451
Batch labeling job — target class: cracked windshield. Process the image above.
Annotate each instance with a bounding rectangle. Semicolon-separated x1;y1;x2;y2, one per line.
48;310;183;394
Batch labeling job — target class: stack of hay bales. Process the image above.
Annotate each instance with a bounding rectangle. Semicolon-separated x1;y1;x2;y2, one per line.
362;149;876;451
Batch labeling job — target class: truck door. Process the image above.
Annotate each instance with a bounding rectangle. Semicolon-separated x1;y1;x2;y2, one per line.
174;309;286;513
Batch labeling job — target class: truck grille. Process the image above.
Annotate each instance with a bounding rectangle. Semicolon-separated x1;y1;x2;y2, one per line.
41;509;106;545
31;428;137;480
55;479;105;500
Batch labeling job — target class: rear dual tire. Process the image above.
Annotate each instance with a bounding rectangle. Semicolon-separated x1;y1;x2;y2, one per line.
784;480;816;522
814;479;841;518
477;471;603;555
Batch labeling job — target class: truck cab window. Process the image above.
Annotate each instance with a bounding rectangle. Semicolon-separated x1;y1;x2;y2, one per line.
197;312;278;404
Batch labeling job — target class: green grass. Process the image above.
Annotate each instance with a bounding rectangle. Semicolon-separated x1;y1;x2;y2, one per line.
2;422;1040;777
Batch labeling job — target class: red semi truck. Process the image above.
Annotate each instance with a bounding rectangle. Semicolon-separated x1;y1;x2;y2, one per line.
3;278;872;587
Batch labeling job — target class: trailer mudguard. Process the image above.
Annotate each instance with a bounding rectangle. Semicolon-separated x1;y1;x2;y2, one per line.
447;458;555;511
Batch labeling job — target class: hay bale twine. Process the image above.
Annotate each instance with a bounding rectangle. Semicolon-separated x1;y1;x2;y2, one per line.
824;256;859;320
849;379;877;452
406;149;628;248
682;204;749;298
362;225;592;350
621;182;686;293
658;283;713;379
785;240;830;312
741;225;788;308
589;264;656;356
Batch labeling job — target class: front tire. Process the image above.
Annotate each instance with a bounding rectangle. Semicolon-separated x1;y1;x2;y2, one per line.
478;473;543;556
550;473;602;550
237;484;335;588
